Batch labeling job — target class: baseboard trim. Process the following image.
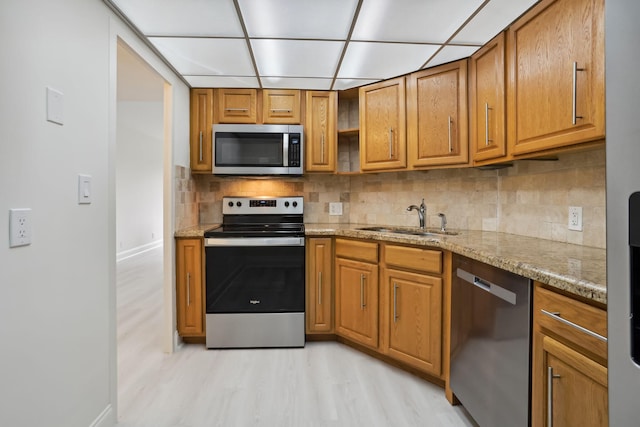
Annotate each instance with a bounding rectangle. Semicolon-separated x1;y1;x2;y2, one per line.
89;404;114;427
116;240;162;262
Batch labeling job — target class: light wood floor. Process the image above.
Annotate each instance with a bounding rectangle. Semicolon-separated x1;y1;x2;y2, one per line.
116;247;477;427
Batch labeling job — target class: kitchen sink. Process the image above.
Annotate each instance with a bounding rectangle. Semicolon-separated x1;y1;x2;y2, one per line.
356;226;459;236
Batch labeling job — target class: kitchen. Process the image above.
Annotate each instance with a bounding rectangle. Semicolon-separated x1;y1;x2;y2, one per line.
0;0;636;427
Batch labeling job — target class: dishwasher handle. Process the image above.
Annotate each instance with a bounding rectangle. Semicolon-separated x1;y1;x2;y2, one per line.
456;268;517;305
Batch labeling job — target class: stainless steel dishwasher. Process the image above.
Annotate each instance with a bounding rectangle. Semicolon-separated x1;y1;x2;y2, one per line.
450;254;532;427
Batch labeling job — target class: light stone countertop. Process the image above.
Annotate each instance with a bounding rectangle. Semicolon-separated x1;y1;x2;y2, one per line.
175;222;606;305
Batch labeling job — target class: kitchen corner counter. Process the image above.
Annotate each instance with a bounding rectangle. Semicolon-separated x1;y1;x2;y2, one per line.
306;223;607;305
174;224;220;238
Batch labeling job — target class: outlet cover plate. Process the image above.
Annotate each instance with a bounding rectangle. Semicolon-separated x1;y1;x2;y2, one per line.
329;202;343;216
9;208;32;247
568;206;583;231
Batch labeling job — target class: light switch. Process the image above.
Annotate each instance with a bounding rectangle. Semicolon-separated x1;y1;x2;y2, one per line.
46;87;64;125
78;174;92;204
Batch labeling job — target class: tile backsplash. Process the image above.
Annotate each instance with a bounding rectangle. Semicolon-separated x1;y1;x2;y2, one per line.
190;147;605;248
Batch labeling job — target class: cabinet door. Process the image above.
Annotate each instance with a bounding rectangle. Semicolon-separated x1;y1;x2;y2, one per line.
216;88;258;123
381;268;442;376
470;33;507;163
507;0;605;155
263;89;301;124
540;335;608;427
359;77;406;171
305;91;337;172
335;257;379;348
306;238;333;333
407;60;468;168
190;89;214;173
175;238;204;337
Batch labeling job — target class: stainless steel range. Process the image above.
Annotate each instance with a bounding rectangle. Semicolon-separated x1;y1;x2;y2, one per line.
204;196;305;348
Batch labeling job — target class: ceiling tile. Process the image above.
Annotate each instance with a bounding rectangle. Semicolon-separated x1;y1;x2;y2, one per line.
424;45;481;68
111;0;243;36
452;0;539;44
251;39;344;78
339;42;440;80
352;0;485;43
185;75;260;88
238;0;358;39
261;77;333;90
333;78;380;90
149;37;254;76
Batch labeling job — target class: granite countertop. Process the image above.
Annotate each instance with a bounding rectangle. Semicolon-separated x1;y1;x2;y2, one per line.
175;222;607;305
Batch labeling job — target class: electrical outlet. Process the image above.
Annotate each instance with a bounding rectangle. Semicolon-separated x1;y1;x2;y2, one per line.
9;208;32;247
329;202;343;216
568;206;583;231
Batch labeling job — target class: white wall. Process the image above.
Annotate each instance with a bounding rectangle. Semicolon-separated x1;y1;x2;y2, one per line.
0;1;190;426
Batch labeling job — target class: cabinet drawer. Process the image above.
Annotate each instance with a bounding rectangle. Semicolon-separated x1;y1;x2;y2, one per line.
535;285;607;361
335;238;378;263
383;244;442;274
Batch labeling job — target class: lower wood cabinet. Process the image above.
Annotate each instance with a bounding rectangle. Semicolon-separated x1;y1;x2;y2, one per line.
175;238;205;337
306;238;333;333
532;283;608;427
334;239;379;349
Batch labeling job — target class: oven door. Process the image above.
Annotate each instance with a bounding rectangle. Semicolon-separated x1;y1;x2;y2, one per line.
205;237;305;314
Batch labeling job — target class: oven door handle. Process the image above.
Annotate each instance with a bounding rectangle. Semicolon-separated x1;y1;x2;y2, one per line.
205;237;305;247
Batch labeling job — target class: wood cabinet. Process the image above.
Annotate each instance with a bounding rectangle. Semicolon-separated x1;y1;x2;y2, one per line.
380;244;443;376
507;0;605;156
216;88;258;123
359;77;407;171
175;238;205;337
335;239;379;349
263;89;301;124
469;33;507;163
189;89;214;173
306;238;334;333
305;91;337;172
532;283;608;427
407;60;469;168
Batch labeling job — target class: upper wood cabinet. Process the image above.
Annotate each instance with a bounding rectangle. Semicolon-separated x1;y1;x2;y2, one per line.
306;237;334;333
407;60;469;168
507;0;605;156
189;89;214;173
216;88;258;123
359;77;407;171
469;33;507;164
305;91;337;172
263;89;301;124
175;238;205;337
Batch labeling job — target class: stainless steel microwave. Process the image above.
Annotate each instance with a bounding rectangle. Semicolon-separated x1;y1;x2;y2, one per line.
212;124;304;176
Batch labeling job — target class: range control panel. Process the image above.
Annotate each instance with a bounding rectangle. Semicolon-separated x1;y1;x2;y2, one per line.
222;196;303;215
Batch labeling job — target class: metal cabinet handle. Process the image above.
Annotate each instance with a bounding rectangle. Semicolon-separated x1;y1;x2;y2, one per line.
448;116;453;152
547;366;561;427
541;309;607;342
321;131;325;163
484;103;493;146
360;274;366;309
318;271;323;305
393;283;399;323
572;62;585;125
271;109;292;113
199;131;203;162
225;108;249;112
186;272;191;307
388;128;394;159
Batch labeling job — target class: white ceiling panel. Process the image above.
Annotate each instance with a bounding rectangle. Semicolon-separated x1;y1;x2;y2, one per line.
339;42;439;80
425;45;481;68
333;78;380;91
112;0;243;37
352;0;485;43
452;0;538;44
252;40;344;78
261;77;333;90
149;38;254;76
186;75;260;88
238;0;358;39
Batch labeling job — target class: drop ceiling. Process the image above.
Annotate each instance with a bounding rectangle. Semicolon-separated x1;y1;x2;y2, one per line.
106;0;539;91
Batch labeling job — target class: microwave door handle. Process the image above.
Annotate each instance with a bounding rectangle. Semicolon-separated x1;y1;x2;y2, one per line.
283;133;289;167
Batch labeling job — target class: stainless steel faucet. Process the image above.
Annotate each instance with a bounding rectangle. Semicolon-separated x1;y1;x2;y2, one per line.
438;213;447;232
407;198;426;230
